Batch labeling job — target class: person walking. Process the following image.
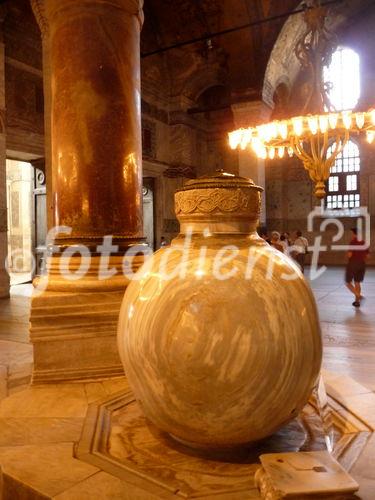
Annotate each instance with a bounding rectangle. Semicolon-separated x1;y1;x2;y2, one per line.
345;227;369;307
292;230;309;273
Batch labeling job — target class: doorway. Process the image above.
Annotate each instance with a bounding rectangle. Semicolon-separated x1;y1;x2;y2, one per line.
6;160;34;285
143;177;155;250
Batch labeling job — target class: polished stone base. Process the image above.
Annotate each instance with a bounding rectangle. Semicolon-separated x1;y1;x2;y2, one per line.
30;290;125;383
0;371;373;499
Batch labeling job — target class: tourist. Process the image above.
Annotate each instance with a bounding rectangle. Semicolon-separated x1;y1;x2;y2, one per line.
160;236;168;248
283;231;291;246
259;229;271;244
279;234;289;255
291;230;309;273
270;231;284;253
345;227;369;308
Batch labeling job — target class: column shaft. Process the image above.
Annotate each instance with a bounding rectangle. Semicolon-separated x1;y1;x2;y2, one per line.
29;0;144;382
0;12;10;298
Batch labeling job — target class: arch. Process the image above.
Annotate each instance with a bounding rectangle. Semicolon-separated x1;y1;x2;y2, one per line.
263;1;371;111
182;66;228;103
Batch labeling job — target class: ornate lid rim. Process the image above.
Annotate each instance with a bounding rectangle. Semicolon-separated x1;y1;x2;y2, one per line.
176;182;263;193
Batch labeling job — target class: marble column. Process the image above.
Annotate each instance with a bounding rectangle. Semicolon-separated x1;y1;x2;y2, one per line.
231;100;271;226
0;7;10;299
29;0;145;382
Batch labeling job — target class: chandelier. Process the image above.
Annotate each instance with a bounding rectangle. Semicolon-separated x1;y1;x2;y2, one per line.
228;0;375;199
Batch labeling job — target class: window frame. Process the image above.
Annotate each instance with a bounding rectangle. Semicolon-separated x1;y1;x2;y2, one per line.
326;139;361;213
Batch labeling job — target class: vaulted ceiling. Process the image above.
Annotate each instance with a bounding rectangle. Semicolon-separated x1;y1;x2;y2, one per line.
4;0;375;108
141;0;300;94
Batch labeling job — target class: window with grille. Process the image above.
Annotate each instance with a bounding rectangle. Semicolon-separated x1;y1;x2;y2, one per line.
326;140;360;209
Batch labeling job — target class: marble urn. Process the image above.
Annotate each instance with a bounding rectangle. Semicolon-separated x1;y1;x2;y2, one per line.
118;171;322;448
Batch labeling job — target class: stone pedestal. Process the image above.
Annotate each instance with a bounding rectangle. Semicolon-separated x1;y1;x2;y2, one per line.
231;100;271;226
29;0;145;382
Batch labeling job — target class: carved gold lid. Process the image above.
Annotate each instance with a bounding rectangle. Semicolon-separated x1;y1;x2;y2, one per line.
174;170;263;234
176;170;263;193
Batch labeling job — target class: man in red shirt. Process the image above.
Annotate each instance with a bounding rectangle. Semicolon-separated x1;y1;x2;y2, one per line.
345;228;369;307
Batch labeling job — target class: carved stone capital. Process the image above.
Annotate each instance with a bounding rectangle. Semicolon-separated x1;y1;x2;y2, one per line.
31;0;144;34
30;0;49;39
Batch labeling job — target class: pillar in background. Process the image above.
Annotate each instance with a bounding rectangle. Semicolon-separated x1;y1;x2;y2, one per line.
0;6;10;299
231;100;271;226
29;0;145;383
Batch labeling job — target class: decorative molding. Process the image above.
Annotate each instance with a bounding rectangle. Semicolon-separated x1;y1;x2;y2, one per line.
76;383;372;499
30;0;49;38
163;162;196;179
175;187;260;217
33;0;144;30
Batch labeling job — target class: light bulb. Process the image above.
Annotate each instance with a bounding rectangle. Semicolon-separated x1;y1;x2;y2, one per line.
278;121;288;139
257;125;265;141
371;110;375;125
259;147;267;160
355;112;365;129
308;115;318;135
269;122;278;139
288;147;294;157
342;111;352;130
228;130;242;149
319;115;328;133
277;147;285;158
264;124;273;142
367;131;374;144
268;147;275;160
328;113;338;129
292;117;303;136
240;128;252;150
251;137;261;153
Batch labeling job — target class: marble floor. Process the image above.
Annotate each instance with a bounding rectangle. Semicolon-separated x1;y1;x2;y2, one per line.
0;284;33;399
0;268;375;498
308;266;375;391
1;267;375;395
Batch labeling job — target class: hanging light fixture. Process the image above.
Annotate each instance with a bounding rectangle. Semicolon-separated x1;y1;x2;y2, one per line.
228;0;375;199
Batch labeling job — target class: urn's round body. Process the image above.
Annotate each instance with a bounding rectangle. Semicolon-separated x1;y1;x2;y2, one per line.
118;174;322;448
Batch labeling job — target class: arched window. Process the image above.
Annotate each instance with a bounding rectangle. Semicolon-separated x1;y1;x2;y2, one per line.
324;47;361;209
324;47;360;111
326;140;360;209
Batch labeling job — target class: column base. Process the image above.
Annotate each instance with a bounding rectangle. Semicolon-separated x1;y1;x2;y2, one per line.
30;289;125;383
29;254;144;383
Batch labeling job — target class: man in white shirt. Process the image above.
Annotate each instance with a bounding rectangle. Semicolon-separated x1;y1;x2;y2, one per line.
291;230;309;274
